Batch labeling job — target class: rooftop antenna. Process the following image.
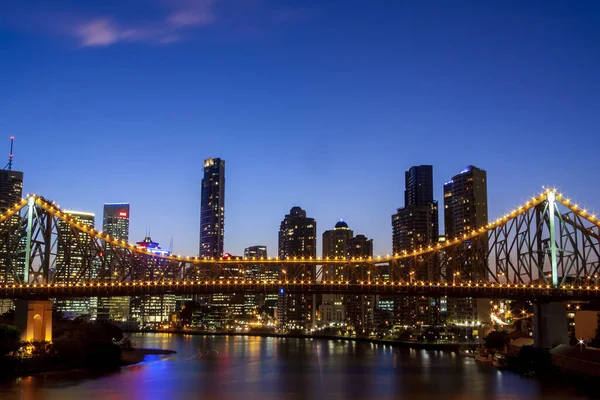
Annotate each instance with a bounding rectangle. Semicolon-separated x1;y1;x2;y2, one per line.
169;237;174;253
4;136;14;170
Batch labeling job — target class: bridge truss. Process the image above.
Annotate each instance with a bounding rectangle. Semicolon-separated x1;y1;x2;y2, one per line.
0;189;599;299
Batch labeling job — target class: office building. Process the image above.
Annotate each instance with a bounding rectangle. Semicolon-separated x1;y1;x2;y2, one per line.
0;169;24;287
277;206;316;331
244;245;267;259
243;246;268;316
130;237;176;325
443;165;489;328
199;158;225;259
97;203;131;321
54;211;96;318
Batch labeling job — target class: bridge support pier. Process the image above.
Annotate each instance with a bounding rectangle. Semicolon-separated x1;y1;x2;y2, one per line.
14;300;53;342
533;302;568;349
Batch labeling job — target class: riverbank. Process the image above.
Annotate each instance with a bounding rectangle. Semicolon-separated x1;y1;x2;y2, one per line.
126;329;463;352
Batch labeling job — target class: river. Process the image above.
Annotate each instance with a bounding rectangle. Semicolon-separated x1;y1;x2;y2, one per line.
0;333;594;400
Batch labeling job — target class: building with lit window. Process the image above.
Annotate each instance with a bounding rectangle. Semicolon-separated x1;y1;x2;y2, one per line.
54;211;96;318
0;169;24;286
199;158;225;259
320;220;353;327
277;206;316;331
243;246;268;316
346;234;375;334
443;165;489;329
0;167;24;312
97;203;131;321
391;165;439;328
129;237;177;325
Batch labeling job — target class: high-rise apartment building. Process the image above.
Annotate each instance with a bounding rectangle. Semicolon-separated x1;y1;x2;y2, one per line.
320;220;354;326
277;206;316;331
199;158;225;258
443;165;489;328
346;234;375;334
391;165;439;328
97;203;131;321
443;165;488;248
54;211;96;318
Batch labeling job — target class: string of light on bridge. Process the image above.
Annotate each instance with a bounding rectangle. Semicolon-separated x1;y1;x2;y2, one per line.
0;188;597;265
1;280;600;292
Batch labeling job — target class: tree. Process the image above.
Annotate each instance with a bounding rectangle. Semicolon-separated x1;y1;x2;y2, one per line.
0;324;20;357
484;330;510;350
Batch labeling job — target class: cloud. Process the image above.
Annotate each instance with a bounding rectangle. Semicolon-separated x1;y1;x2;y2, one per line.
65;0;218;47
75;19;120;47
1;0;312;47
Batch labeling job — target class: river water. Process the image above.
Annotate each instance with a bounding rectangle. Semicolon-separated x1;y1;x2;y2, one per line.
0;333;594;400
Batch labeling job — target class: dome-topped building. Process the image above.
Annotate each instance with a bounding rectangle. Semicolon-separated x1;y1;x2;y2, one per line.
334;219;349;229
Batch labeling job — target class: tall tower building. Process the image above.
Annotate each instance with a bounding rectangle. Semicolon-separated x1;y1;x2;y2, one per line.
97;203;131;321
200;158;225;258
392;165;439;256
0;142;24;312
0;169;24;286
443;165;489;328
277;206;316;331
391;165;439;328
54;211;96;318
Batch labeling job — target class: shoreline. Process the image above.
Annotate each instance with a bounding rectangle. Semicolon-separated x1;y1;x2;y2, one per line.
125;329;463;352
121;348;176;366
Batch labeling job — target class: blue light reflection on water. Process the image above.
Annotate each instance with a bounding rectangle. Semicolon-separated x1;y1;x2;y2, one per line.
0;333;595;400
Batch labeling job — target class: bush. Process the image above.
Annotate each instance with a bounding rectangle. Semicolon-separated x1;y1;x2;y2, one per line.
0;324;20;357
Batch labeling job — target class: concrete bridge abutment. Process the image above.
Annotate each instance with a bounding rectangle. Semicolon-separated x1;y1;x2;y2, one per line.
14;299;53;342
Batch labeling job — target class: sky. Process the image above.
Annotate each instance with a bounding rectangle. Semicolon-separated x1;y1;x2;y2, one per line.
0;0;599;257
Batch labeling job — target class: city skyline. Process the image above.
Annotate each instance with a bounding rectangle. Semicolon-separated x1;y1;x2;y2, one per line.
0;1;598;257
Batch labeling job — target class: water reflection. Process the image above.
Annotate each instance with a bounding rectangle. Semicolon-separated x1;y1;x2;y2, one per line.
0;333;595;400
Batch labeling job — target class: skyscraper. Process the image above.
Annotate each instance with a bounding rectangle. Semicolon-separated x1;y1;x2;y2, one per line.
391;165;439;328
199;158;225;258
0;170;23;212
277;206;316;331
0;163;24;313
0;169;24;286
443;165;489;328
54;210;96;318
97;203;130;321
392;165;439;257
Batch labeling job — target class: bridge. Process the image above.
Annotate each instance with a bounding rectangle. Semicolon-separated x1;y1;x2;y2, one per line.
0;188;598;345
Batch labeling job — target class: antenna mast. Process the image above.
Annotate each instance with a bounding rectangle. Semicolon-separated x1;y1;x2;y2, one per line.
4;136;14;170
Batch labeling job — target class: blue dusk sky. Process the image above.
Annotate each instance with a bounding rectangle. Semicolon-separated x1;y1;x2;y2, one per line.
0;0;598;257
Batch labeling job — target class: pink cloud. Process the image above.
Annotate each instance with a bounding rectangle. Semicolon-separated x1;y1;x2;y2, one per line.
75;19;120;47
